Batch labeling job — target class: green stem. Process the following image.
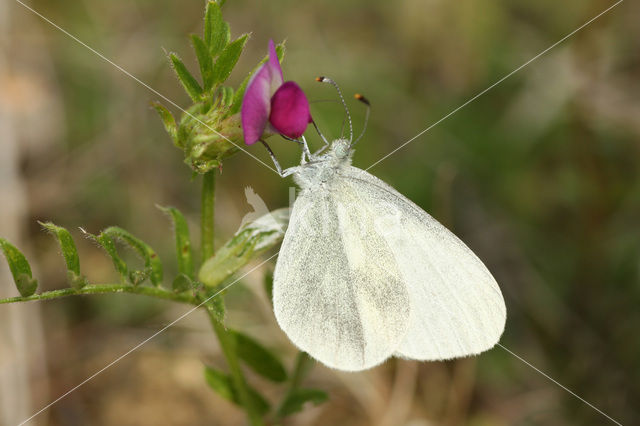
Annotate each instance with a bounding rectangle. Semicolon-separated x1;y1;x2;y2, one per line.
201;171;262;426
208;311;264;426
275;352;313;420
201;170;216;260
0;284;196;305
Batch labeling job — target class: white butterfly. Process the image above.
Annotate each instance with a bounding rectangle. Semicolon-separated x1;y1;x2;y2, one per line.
267;81;506;372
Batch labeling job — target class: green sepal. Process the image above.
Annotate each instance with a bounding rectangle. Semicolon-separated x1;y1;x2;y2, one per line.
219;86;234;107
169;53;203;102
157;205;193;278
204;1;229;57
199;208;290;288
230;41;285;115
102;227;163;286
203;366;270;415
233;330;287;382
39;221;87;289
211;34;249;86
277;389;328;418
152;102;179;145
0;238;38;297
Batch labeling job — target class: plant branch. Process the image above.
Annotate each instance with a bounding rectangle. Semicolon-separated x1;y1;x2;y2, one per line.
0;284;196;305
201;171;263;425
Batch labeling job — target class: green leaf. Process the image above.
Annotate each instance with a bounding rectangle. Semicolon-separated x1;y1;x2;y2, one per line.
199;208;290;288
169;53;203;102
203;366;270;415
230;41;285;115
86;231;129;283
0;238;38;297
191;34;214;90
39;222;87;289
211;34;249;86
233;330;287;382
204;1;229;57
102;227;163;286
152;102;178;145
157;205;193;278
277;389;328;417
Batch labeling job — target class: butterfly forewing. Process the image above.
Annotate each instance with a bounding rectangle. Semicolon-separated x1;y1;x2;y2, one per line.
273;182;411;371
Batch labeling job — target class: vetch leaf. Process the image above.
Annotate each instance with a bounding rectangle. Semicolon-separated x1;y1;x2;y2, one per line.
191;34;214;90
277;389;328;417
199;208;290;288
211;34;248;86
158;205;193;278
0;238;38;297
204;1;229;57
102;227;163;286
39;222;87;289
230;41;285;115
152;102;178;145
85;231;129;283
203;366;270;414
169;53;203;102
233;330;287;382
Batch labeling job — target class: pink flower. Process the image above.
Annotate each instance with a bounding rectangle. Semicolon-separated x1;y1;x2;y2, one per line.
241;40;312;145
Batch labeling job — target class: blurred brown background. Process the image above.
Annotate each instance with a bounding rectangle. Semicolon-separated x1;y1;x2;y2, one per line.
1;0;639;424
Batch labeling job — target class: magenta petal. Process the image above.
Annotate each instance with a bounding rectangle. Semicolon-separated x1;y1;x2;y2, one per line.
242;63;272;145
267;40;284;92
269;81;312;139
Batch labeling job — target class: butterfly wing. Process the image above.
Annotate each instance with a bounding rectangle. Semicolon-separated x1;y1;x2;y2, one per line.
338;166;506;360
273;182;410;371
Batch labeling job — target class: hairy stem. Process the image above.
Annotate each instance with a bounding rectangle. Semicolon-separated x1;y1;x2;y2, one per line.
208;311;264;426
201;171;263;426
201;170;216;261
0;284;196;305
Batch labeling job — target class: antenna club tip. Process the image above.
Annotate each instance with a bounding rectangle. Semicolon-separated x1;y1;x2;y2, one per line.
315;76;325;82
354;93;370;105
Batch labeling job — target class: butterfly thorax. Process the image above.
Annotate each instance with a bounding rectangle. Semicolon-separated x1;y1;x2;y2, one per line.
293;139;353;189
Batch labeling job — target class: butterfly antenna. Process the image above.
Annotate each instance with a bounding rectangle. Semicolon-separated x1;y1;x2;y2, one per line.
316;76;353;143
352;93;370;146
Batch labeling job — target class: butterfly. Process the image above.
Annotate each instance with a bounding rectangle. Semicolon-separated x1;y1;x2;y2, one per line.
270;81;506;372
240;42;506;371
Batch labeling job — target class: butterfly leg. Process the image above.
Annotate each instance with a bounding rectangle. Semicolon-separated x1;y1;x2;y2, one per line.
260;139;285;176
281;135;312;163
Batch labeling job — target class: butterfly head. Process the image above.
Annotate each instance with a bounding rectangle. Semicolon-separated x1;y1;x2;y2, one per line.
331;139;352;160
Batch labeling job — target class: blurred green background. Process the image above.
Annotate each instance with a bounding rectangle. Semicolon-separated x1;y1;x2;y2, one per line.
1;0;638;424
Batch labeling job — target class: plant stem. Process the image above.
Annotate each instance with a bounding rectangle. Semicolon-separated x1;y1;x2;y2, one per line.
207;310;264;426
201;170;216;261
201;171;263;426
0;284;196;305
275;352;313;419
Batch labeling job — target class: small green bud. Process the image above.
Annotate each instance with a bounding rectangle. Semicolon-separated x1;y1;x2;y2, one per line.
178;105;242;173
